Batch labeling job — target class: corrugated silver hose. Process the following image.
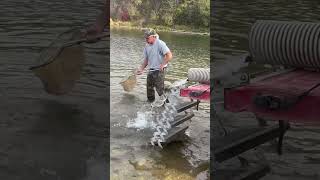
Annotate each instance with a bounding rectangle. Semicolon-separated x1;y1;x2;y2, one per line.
187;68;210;83
249;20;320;69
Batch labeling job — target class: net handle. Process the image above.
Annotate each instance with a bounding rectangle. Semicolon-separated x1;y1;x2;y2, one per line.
29;33;108;70
62;33;109;47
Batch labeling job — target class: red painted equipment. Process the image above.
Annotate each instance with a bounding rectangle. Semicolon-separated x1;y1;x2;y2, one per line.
211;20;320;180
225;69;320;124
224;21;320;125
179;68;210;101
180;84;210;101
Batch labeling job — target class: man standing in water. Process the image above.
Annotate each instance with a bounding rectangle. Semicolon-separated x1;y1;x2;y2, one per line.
137;28;173;106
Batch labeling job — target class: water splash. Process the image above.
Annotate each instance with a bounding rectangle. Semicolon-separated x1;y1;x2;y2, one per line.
126;79;190;145
126;111;156;131
164;79;188;99
172;79;188;88
212;54;248;79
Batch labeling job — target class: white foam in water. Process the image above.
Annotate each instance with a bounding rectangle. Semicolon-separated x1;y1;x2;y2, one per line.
172;79;188;88
166;79;188;98
126;111;156;130
126;79;188;146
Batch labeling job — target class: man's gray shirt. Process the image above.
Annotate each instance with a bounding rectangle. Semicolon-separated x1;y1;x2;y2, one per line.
143;38;170;71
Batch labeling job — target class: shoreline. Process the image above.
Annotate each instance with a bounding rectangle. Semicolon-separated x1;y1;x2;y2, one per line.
110;20;209;36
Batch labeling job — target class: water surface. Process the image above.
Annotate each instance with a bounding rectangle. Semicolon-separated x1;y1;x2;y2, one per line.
0;1;108;179
110;28;210;179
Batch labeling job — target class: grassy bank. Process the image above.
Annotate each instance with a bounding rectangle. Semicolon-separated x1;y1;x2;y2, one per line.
110;19;209;36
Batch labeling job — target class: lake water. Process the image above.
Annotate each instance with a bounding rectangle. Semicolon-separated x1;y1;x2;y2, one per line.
0;0;108;179
110;28;210;179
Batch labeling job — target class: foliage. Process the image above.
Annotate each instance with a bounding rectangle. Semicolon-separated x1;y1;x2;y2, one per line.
110;0;209;29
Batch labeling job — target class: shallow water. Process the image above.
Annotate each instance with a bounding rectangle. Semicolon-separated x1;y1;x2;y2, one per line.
213;0;320;179
0;0;108;179
110;29;210;179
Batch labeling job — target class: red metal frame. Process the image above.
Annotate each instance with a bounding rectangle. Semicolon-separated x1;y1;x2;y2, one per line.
224;69;320;124
180;84;210;102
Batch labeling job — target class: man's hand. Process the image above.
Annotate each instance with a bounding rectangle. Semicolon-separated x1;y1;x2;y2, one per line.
160;51;172;71
136;68;144;75
137;59;148;75
160;64;166;71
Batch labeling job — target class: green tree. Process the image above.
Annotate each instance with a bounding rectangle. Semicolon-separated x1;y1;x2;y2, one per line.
111;0;209;30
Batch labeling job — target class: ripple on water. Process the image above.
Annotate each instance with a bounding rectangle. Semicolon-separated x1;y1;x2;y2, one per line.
111;29;210;178
1;1;108;179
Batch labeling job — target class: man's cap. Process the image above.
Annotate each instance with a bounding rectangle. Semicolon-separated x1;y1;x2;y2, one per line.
144;28;157;38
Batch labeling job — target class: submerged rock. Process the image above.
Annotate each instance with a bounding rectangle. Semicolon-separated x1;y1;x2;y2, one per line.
153;168;194;180
127;158;196;180
129;158;154;171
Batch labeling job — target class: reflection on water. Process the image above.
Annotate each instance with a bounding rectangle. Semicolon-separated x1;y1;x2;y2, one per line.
213;0;320;179
0;0;107;179
111;28;210;179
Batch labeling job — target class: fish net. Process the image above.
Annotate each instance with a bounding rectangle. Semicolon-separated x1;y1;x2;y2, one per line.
30;28;86;95
120;71;137;92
